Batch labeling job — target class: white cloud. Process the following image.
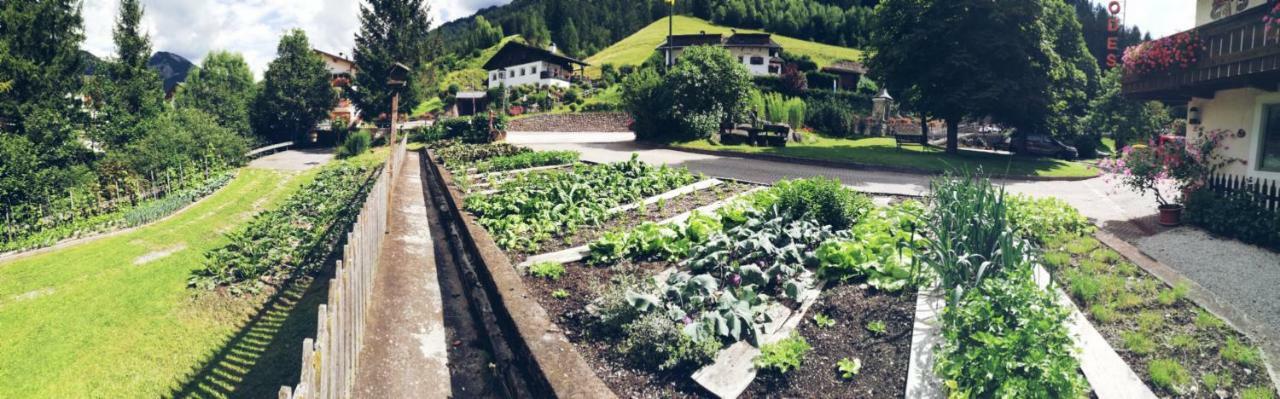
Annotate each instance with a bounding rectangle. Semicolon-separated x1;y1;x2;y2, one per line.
1091;0;1197;39
428;0;511;26
82;0;362;78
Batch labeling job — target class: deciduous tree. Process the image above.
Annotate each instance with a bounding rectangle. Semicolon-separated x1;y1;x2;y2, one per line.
252;30;336;143
177;51;257;138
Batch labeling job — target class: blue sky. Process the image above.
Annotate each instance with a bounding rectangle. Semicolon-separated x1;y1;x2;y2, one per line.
80;0;1196;78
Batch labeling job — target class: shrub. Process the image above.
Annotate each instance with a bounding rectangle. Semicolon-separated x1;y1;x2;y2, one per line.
805;96;859;137
622;46;752;142
764;177;872;230
755;333;811;374
1185;188;1280;252
1148;359;1191;393
528;261;566;280
617;312;720;371
336;129;371;159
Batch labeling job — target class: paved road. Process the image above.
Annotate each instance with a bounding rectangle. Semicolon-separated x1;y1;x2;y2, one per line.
512;132;1280;363
247;148;335;171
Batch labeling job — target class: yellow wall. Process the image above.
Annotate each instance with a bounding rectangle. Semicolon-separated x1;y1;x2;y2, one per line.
1196;0;1268;27
1190;88;1280;178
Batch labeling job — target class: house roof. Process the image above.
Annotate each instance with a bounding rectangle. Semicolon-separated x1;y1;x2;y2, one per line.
456;91;487;100
822;60;867;75
313;49;358;69
658;34;724;49
724;33;781;49
482;41;588;71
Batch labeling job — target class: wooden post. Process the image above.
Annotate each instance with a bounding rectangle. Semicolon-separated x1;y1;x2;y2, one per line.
386;91;399;234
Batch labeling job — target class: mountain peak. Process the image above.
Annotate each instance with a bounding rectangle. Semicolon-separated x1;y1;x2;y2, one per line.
147;51;194;93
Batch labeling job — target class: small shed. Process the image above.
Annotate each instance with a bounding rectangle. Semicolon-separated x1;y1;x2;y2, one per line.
821;60;868;91
455;91;489;116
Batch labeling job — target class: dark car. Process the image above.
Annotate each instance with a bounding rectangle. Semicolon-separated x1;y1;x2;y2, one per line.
999;134;1079;160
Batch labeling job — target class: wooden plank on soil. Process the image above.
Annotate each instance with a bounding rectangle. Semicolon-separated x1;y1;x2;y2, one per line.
607;179;724;215
1033;266;1157;399
905;285;945;399
515;186;766;270
691;271;821;399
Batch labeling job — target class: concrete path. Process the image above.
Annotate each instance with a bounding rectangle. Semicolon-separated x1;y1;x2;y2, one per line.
248;148;335;171
352;151;451;398
512;131;1280;360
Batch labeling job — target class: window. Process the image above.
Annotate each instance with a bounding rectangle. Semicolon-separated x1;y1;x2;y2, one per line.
751;56;764;65
1260;103;1280;172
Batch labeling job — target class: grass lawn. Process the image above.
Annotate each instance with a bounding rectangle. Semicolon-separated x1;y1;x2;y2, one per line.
0;165;328;398
676;135;1099;178
585;16;865;77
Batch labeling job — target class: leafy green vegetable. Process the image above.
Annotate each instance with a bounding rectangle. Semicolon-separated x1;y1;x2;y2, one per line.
528;261;566;280
755;333;811;374
813;313;835;328
837;357;862;380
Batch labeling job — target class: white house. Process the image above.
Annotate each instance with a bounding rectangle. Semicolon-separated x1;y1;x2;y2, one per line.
483;42;588;89
1122;0;1280;179
658;32;783;76
313;49;359;122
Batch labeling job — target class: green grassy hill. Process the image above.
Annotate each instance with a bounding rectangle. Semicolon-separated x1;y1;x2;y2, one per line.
586;16;865;75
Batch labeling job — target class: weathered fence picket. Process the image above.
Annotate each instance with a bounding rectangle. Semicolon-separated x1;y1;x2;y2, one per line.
1206;173;1280;212
279;138;407;399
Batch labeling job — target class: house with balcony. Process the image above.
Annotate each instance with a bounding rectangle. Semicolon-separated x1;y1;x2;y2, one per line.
484;42;588;89
658;32;783;76
1122;0;1280;179
314;49;360;123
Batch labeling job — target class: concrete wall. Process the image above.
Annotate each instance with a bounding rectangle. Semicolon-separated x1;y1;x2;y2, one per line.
729;47;776;76
1189;88;1280;179
1196;0;1268;27
487;61;571;89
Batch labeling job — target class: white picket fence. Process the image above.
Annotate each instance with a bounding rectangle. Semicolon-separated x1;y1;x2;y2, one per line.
278;138;408;399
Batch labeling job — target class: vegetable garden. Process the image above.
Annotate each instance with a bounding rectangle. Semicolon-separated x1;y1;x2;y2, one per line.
429;142;1277;398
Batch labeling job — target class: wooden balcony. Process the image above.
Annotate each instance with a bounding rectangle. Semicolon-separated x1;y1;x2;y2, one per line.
1122;5;1280;104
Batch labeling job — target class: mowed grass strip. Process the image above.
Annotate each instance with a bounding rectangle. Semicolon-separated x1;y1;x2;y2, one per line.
586;16;865;76
676;135;1099;178
0;167;310;398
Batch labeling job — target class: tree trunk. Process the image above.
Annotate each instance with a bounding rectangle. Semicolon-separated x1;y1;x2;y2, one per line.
919;115;930;145
946;118;959;154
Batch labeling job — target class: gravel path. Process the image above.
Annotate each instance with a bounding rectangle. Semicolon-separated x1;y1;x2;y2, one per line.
1137;228;1280;336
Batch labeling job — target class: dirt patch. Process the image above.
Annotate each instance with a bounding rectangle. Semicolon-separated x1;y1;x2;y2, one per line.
743;284;916;399
508;182;754;265
134;243;188;265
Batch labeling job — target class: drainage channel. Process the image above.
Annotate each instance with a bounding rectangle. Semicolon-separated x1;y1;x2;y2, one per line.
419;154;536;398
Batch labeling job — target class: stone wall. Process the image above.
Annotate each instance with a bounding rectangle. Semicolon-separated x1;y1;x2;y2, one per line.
507;112;632;132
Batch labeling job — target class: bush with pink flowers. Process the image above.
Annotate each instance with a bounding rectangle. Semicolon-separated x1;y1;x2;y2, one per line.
1100;130;1238;206
1265;2;1280;38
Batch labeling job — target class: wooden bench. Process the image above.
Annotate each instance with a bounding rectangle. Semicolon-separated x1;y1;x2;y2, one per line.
894;134;925;149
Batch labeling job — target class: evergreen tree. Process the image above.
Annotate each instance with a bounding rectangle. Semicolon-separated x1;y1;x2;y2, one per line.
0;0;91;210
176;51;257;137
252;29;336;143
89;0;164;149
352;0;434;120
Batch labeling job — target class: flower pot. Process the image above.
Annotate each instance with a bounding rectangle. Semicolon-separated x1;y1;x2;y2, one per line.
1158;204;1184;227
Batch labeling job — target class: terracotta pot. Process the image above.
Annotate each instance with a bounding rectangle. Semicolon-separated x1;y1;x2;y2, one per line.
1158;204;1184;227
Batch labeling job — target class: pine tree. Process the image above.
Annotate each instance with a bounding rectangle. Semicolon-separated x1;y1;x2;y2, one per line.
0;0;85;135
352;0;434;120
89;0;164;149
177;51;257;137
252;29;336;143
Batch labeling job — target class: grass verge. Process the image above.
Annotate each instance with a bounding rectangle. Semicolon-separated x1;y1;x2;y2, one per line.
674;135;1099;179
0;166;316;398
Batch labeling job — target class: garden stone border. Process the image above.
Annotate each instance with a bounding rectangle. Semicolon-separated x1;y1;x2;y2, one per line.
667;145;1098;182
425;148;618;399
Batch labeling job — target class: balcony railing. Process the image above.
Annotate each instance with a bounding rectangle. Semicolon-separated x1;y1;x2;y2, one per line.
1122;5;1280;103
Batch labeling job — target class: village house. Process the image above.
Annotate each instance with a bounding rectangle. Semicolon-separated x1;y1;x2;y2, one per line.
314;49;359;123
658;32;783;76
821;60;868;91
484;41;588;89
1122;0;1280;179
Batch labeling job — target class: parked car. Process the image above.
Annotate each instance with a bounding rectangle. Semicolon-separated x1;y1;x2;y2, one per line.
998;134;1079;160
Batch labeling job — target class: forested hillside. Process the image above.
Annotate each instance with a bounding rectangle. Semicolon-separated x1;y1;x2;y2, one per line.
432;0;880;59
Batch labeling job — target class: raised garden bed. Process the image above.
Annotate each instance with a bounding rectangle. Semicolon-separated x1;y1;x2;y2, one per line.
1043;233;1276;397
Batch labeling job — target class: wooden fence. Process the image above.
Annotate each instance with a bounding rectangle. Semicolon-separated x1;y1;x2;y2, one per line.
1205;173;1280;212
278;138;408;399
